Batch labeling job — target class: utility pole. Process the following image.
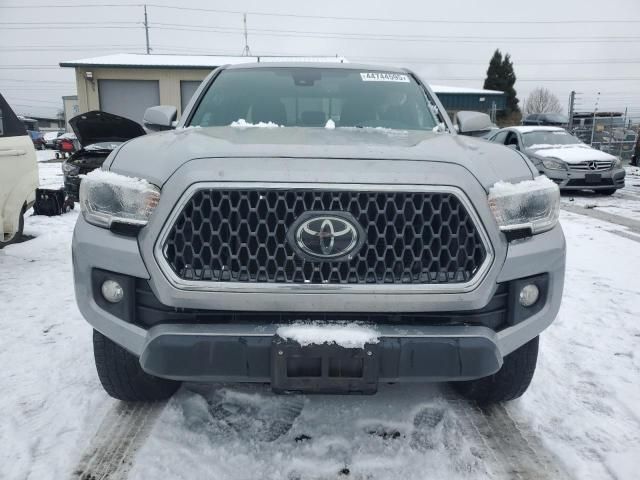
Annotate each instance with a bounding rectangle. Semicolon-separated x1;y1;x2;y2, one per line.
567;91;575;132
590;92;600;147
241;13;252;56
144;4;151;54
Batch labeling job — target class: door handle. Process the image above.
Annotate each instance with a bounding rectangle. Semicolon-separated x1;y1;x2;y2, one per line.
0;149;26;157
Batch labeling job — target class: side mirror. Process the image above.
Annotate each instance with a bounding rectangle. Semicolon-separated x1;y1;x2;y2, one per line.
455;111;494;136
143;105;177;132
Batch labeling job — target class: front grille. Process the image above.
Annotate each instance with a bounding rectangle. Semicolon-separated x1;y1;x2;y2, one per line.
163;188;488;285
568;160;613;171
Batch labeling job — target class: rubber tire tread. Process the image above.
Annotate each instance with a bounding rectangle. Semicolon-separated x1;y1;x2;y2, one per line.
453;336;539;405
93;329;180;401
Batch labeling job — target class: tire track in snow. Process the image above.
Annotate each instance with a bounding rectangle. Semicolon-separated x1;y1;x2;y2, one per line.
443;390;573;480
71;401;165;480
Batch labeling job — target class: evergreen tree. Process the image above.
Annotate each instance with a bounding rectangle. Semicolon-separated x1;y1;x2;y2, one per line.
483;49;520;124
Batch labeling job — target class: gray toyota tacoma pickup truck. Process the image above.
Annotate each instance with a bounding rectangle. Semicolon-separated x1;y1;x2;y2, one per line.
73;63;565;404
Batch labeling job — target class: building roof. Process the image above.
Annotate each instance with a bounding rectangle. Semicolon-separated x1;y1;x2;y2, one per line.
60;53;348;69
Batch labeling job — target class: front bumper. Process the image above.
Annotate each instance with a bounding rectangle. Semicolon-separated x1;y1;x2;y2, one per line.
73;215;565;383
140;324;502;384
73;159;565;385
544;166;626;191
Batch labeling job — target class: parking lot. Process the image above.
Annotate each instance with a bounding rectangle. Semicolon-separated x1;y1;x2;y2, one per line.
1;156;638;480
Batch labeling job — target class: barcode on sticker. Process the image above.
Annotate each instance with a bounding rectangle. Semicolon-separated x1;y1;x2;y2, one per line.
360;72;410;83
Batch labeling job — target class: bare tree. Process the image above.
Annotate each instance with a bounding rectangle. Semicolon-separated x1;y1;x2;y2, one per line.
522;87;562;116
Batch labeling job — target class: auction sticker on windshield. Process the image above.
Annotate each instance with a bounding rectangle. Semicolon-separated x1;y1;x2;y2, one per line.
360;72;410;82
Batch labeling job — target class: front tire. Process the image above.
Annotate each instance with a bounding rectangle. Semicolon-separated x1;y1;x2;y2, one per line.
93;330;180;401
452;336;539;405
0;208;24;249
599;188;617;196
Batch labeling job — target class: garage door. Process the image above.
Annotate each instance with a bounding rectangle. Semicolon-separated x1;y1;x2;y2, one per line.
180;80;202;114
98;79;160;124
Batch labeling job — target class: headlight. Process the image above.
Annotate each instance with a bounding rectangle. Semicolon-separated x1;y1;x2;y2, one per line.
612;158;622;169
540;158;567;170
61;161;80;176
79;170;160;232
488;176;560;236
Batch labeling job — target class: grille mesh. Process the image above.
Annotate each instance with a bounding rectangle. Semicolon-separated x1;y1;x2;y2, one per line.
163;189;487;284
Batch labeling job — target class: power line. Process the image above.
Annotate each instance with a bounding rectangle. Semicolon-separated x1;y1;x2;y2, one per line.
0;21;139;25
149;22;640;43
144;5;640;25
349;55;640;65
0;78;74;84
4;96;62;105
1;2;639;26
1;25;141;30
0;3;140;8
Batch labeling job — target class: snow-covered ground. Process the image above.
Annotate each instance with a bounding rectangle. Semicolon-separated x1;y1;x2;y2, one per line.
561;166;640;224
0;161;639;479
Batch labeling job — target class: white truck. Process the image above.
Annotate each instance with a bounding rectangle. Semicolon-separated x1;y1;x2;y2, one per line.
0;94;38;248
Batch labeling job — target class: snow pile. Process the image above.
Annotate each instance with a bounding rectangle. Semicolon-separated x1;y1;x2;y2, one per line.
527;143;584;150
81;169;154;191
514;126;564;133
530;145;616;163
324;118;336;130
276;322;380;348
626;166;640;177
36;150;57;162
339;126;409;136
489;175;556;197
230;119;282;129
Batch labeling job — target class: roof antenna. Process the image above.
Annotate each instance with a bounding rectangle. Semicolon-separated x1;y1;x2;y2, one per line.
242;13;252;56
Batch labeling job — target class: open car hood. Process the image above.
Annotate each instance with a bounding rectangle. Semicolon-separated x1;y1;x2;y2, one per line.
69;110;145;147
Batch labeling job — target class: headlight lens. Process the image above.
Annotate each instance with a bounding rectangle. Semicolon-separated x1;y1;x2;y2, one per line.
541;158;567;170
79;170;160;230
488;176;560;235
61;161;80;176
612;158;622;169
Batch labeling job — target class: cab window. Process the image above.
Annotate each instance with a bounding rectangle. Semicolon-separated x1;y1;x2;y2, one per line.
0;94;27;138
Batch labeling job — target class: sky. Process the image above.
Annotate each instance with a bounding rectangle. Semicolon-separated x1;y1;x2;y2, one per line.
1;0;639;120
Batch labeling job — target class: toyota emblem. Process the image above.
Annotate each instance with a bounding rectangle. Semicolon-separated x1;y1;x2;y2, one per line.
287;212;365;262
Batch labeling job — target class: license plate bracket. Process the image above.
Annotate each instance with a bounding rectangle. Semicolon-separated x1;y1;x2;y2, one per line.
271;337;379;394
585;173;602;184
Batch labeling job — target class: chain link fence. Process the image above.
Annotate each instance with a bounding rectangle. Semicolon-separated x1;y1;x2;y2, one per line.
570;115;638;162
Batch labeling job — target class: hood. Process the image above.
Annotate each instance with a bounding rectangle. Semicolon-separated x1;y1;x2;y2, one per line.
69;110;145;147
108;126;535;189
526;144;617;164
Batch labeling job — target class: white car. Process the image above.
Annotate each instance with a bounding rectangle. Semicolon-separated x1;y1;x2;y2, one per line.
488;126;625;194
0;94;38;248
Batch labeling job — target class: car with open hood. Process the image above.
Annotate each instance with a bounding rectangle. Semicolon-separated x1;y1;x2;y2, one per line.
62;111;145;201
488;126;625;194
72;63;565;405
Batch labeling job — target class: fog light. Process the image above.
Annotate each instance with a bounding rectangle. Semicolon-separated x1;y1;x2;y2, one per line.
519;284;539;307
101;279;124;303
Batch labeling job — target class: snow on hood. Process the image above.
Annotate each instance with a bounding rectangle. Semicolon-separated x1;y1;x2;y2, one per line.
527;144;616;164
276;322;380;348
108;126;534;188
230;119;282;128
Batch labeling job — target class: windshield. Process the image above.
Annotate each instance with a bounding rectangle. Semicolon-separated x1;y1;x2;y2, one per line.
188;67;438;130
541;113;568;123
523;130;582;148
